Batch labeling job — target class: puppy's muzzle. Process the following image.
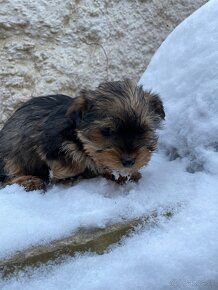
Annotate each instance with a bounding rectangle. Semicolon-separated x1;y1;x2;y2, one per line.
121;155;135;167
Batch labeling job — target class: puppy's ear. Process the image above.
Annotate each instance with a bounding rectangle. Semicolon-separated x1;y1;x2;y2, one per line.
66;93;89;125
147;92;165;121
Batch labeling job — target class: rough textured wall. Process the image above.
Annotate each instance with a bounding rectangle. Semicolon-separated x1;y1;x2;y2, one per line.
0;0;207;127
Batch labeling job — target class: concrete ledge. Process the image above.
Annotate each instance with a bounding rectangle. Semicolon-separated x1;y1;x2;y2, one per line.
0;209;174;278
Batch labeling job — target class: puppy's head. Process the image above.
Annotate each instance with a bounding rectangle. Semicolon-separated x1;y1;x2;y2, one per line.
67;79;165;173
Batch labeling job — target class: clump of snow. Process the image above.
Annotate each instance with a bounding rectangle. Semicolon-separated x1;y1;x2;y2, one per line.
139;0;218;174
112;170;131;182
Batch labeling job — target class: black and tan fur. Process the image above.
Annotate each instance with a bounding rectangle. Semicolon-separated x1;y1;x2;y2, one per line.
0;79;165;191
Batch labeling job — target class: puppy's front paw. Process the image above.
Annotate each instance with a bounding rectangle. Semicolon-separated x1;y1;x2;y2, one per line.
116;175;128;185
130;172;142;183
102;172;128;185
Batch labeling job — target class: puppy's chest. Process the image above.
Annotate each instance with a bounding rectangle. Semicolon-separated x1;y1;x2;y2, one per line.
61;141;105;175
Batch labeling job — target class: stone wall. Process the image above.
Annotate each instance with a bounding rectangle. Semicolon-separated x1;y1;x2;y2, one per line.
0;0;207;127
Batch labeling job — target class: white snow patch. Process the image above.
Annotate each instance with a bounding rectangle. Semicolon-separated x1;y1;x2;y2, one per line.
112;170;131;181
139;0;218;174
0;153;188;260
1;157;218;290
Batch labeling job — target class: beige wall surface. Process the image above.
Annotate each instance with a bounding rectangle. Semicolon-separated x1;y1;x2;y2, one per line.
0;0;207;127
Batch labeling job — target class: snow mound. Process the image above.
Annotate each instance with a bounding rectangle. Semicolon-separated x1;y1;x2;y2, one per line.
139;0;218;174
0;155;187;260
1;166;218;290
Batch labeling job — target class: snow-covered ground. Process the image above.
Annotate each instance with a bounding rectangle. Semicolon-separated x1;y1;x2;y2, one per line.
0;154;191;260
139;0;218;175
1;0;218;289
1;154;218;290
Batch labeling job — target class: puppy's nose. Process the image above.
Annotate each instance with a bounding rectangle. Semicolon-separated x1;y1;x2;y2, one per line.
121;157;135;167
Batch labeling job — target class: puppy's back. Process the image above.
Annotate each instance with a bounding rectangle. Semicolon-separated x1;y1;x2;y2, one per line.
0;94;73;134
0;94;74;181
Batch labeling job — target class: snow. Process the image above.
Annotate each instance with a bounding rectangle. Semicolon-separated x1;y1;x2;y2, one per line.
139;0;218;175
0;154;187;260
1;159;218;289
1;0;218;289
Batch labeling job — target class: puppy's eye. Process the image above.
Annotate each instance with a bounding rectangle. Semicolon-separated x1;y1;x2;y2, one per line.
101;127;114;137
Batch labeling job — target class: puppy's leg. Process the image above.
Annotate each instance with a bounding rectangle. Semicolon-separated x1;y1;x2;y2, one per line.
4;158;48;191
49;161;86;186
7;176;46;191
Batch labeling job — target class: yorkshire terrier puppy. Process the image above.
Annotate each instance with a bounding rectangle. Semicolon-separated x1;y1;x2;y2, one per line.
0;79;165;191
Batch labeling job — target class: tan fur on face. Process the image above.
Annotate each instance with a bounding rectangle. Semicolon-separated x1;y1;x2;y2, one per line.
134;148;152;170
80;142;152;174
83;144;121;171
96;148;151;173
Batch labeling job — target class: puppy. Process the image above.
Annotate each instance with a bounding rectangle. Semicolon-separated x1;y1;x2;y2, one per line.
0;79;165;191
